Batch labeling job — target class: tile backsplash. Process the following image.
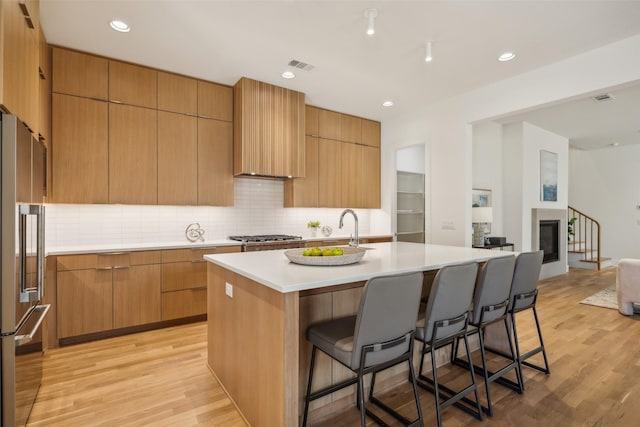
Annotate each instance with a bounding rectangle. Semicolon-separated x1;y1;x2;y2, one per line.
46;178;391;248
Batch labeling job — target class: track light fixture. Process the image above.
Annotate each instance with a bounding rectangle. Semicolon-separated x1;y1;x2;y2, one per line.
364;8;378;36
425;41;433;62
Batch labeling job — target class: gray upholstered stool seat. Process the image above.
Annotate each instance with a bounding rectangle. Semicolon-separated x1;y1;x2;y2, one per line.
302;271;424;427
306;315;356;368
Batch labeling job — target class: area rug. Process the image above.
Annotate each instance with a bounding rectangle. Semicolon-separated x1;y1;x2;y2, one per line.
580;286;618;310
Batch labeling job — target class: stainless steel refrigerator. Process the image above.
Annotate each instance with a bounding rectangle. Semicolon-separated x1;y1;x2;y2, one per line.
1;114;49;426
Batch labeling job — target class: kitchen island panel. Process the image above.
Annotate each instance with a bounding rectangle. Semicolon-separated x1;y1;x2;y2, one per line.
208;264;299;427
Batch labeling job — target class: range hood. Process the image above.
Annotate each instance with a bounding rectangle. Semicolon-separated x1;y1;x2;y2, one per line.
233;77;305;178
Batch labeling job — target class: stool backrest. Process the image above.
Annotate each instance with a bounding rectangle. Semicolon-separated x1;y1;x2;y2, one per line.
351;271;424;370
471;255;516;325
422;262;479;342
509;250;544;312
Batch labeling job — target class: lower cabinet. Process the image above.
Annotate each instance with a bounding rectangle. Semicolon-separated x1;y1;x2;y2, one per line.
160;246;240;320
55;245;240;343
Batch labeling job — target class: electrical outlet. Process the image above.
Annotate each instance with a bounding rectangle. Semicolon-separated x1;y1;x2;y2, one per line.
442;220;456;230
225;282;233;298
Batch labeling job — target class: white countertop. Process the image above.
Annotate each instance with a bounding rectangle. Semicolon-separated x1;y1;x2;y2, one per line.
46;239;241;255
45;234;392;256
204;242;515;293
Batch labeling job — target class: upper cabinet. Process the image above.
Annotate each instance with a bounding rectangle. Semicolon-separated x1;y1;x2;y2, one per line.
198;81;232;122
234;77;305;178
50;47;234;206
286;105;381;208
1;0;41;133
109;61;157;108
52;47;108;100
158;71;197;115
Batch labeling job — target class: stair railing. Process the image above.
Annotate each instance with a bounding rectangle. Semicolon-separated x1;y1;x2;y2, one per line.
568;206;601;270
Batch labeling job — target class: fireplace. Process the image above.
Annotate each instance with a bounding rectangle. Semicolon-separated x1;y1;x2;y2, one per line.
539;220;560;264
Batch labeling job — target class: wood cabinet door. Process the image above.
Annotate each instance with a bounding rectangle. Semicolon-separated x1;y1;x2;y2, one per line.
305;105;319;137
57;269;113;338
318;139;343;207
197;80;232;122
109;61;157;108
52;47;108;100
318;109;340;140
52;94;108;203
341;142;362;208
340;115;362;144
39;32;51;144
158;71;197;115
361;119;381;147
157;111;197;205
161;261;206;292
113;264;161;328
284;136;319;207
2;0;39;131
109;103;157;204
162;288;207;321
362;145;380;208
197;118;233;206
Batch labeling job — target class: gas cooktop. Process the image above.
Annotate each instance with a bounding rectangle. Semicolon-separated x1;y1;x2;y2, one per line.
228;234;302;243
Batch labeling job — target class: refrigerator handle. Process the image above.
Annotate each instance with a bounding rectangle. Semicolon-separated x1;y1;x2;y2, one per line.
19;204;45;302
15;304;50;346
36;204;45;299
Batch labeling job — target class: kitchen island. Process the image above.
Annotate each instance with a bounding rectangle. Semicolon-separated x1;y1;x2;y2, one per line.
205;242;513;426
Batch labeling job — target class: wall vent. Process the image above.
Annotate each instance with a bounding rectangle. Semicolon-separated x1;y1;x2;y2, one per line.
288;60;314;71
591;93;615;102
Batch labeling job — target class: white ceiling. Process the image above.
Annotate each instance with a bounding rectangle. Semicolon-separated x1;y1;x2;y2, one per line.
40;1;640;146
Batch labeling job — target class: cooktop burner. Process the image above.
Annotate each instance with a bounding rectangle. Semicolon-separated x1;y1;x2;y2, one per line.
229;234;302;243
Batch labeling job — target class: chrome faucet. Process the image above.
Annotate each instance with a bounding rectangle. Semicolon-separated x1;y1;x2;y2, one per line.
339;209;359;247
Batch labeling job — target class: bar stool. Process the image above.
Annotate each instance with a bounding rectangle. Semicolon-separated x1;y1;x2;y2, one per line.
414;262;482;427
452;255;522;416
509;251;550;381
302;271;424;427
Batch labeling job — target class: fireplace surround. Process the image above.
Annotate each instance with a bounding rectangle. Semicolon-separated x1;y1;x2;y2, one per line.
532;209;567;279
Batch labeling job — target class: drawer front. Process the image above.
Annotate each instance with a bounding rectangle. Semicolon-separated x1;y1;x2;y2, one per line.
161;288;206;321
161;261;206;292
57;254;98;271
161;246;241;263
130;250;162;266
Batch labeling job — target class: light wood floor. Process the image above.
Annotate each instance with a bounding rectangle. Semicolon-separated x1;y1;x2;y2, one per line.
29;267;640;426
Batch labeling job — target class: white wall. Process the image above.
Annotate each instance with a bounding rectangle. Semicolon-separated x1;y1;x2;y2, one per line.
502;122;569;252
472;122;503;236
569;145;640;261
396;144;425;174
382;34;640;249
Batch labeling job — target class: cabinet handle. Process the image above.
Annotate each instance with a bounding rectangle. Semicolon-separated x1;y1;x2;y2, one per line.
190;287;206;291
191;259;207;263
112;265;130;270
96;266;113;271
110;99;124;104
98;252;129;256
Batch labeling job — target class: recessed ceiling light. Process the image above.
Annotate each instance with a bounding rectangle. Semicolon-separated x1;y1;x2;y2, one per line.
109;20;130;33
365;9;378;36
610;142;620;147
382;101;394;107
498;52;516;62
281;71;295;79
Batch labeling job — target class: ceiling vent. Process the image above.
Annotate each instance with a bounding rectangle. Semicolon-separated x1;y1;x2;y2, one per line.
591;93;615;102
288;59;314;71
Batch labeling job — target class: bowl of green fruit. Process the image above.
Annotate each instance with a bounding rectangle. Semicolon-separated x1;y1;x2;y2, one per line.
285;246;366;266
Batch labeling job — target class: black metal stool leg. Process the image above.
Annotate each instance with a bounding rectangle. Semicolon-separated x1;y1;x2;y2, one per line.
302;346;317;427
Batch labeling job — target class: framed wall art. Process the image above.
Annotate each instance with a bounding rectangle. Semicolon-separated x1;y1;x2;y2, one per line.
540;150;558;202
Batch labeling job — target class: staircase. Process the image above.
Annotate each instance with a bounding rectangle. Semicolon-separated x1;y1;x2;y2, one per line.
567;206;612;270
